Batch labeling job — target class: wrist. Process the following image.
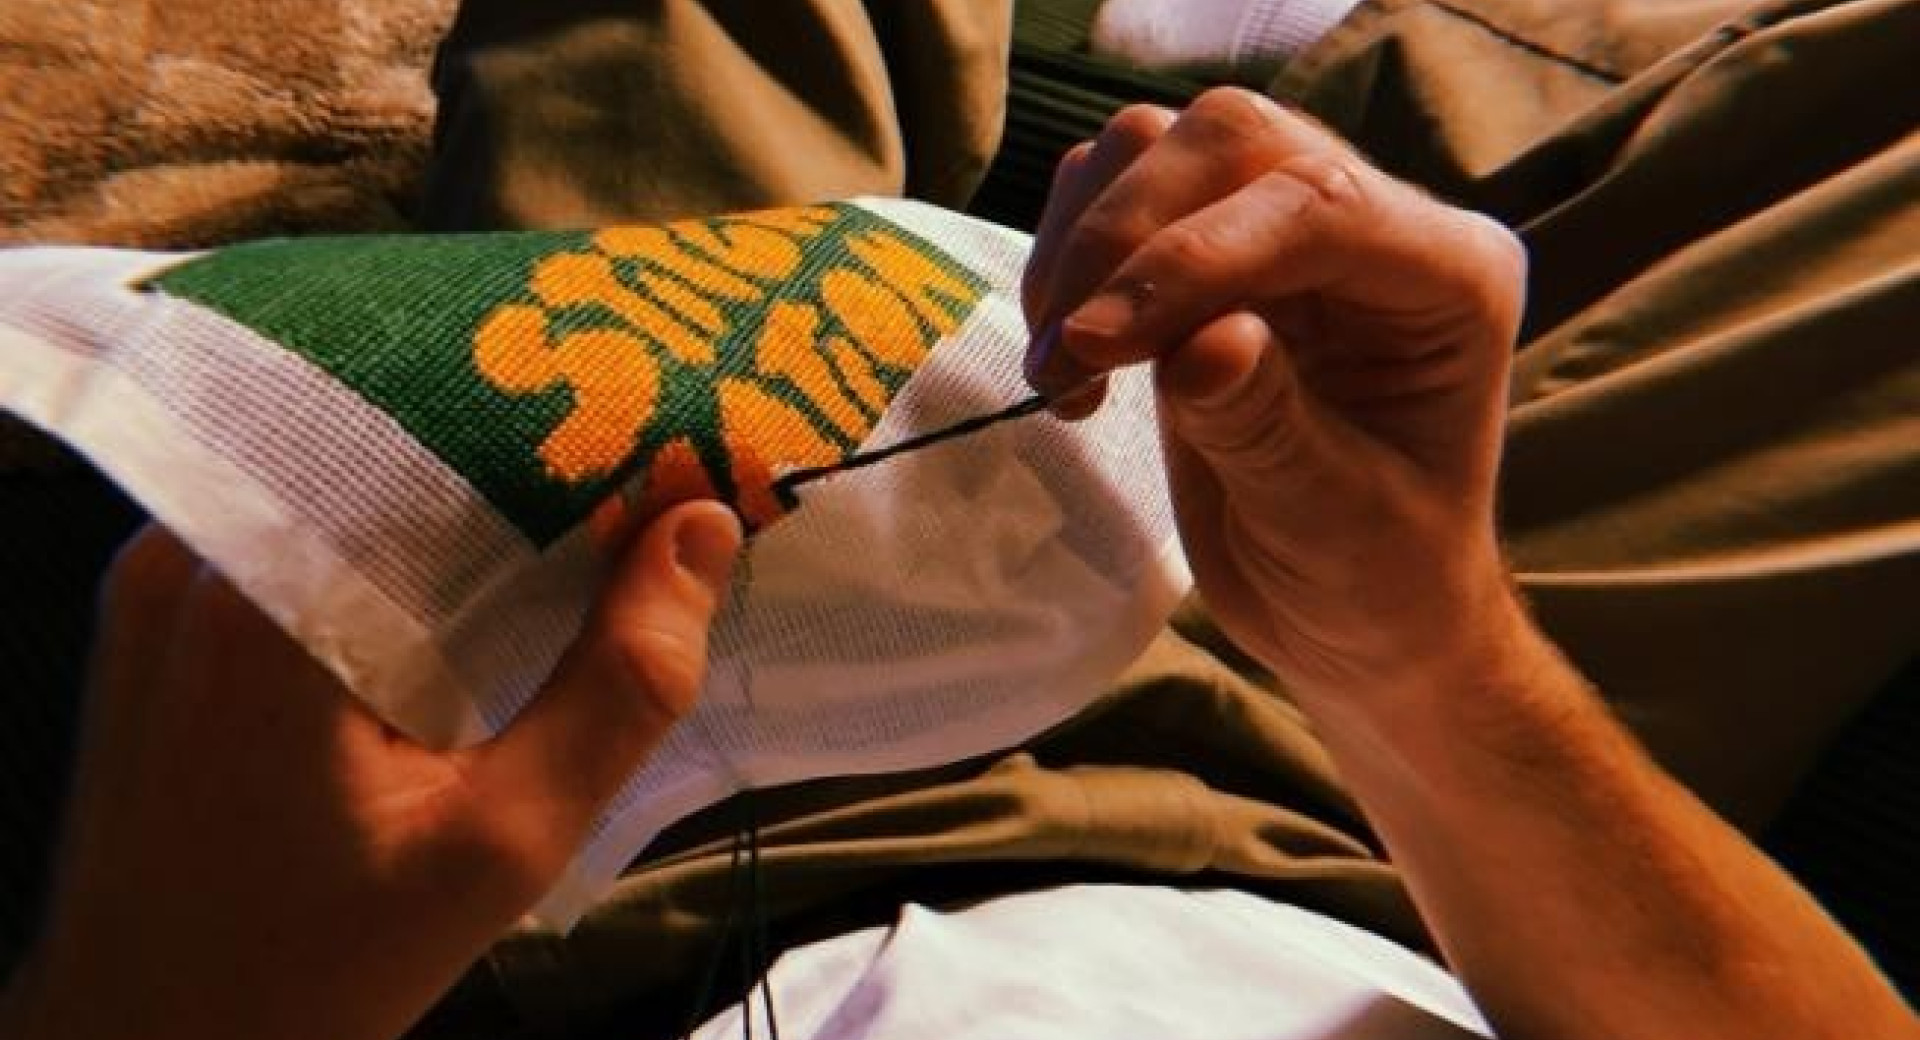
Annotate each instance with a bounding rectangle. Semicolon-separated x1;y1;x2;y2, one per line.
1285;582;1612;840
1288;564;1564;737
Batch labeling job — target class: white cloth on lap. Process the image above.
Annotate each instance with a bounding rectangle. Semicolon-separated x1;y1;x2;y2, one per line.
693;884;1492;1040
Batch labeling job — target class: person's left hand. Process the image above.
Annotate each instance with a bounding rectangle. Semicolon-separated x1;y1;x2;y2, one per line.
0;501;742;1040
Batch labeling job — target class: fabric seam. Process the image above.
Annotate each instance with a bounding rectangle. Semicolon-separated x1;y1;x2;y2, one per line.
1424;0;1628;84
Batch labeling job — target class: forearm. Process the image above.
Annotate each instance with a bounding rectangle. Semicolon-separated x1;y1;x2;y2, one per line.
1295;587;1917;1040
1009;78;1910;1039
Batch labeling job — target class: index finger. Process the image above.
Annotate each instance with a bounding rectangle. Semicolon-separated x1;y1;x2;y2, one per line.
1026;88;1348;401
1022;104;1176;329
1068;157;1524;379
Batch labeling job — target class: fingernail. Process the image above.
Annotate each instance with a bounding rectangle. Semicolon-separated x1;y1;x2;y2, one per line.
1023;321;1057;384
1065;289;1135;339
1025;321;1101;401
673;507;742;598
1048;377;1106;421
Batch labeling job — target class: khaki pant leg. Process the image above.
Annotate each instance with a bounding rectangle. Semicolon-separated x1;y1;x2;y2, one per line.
477;627;1418;1037
421;0;1012;229
1276;0;1920;829
1273;0;1756;200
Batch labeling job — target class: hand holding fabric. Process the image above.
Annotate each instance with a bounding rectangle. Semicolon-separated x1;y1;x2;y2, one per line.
0;503;741;1040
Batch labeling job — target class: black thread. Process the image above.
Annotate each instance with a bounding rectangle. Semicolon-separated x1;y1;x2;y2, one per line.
745;795;781;1040
681;394;1051;1037
682;827;751;1040
676;794;783;1040
739;883;756;1040
772;395;1050;509
737;799;759;1040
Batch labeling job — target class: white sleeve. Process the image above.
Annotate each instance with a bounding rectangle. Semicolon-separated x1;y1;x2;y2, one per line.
1232;0;1366;64
1090;0;1365;76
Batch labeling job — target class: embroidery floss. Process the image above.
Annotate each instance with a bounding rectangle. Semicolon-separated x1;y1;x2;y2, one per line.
772;394;1050;508
678;793;782;1040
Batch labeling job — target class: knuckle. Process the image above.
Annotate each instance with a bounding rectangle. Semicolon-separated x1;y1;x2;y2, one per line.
1064;204;1159;268
1168;345;1304;464
1178;381;1303;470
1264;154;1366;214
611;623;706;723
1153;219;1235;273
1473;213;1529;285
1102;104;1176;152
1181;87;1284;151
1462;212;1529;330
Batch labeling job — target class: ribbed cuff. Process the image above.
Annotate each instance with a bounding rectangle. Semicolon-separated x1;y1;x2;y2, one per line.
1234;0;1366;64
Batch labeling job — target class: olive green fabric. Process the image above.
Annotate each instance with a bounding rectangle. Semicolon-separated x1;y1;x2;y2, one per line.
1292;0;1920;830
422;0;1014;229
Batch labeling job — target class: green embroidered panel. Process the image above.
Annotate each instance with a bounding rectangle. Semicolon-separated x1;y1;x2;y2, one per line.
151;205;990;546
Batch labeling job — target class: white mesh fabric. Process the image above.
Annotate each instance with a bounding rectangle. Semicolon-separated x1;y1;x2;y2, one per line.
0;200;1191;926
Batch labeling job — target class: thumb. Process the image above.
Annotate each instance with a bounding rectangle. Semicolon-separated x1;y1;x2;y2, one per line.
1156;311;1329;487
469;500;742;847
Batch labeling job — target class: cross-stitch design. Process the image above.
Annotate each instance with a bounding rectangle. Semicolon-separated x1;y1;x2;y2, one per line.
150;205;990;545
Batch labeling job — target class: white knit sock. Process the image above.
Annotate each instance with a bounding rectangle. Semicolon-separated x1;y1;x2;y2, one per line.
1090;0;1362;77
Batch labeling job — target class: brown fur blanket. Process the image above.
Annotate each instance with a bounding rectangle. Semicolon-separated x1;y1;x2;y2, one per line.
1;0;454;463
0;0;453;250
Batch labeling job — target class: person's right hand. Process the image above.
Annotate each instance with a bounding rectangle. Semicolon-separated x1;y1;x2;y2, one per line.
1025;90;1920;1040
1022;89;1529;708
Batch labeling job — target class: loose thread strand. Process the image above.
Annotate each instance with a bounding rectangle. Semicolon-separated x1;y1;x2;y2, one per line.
746;794;782;1040
738;807;757;1040
773;395;1049;509
682;827;751;1040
